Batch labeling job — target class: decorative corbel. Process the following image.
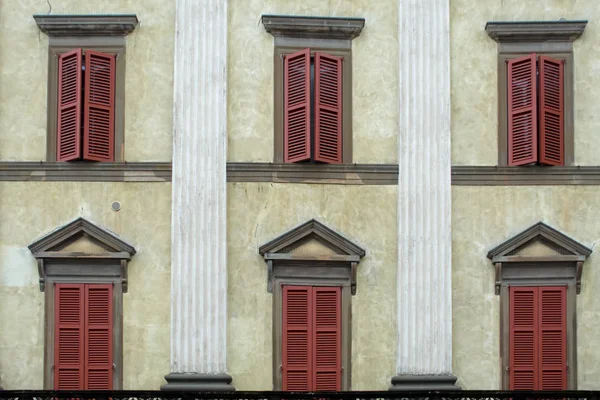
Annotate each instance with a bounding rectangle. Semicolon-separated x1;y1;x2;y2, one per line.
267;260;274;293
576;261;583;294
351;262;357;295
121;259;128;293
37;259;46;292
494;262;502;295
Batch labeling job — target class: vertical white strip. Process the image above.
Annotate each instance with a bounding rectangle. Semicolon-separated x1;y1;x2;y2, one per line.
171;0;228;374
397;0;452;375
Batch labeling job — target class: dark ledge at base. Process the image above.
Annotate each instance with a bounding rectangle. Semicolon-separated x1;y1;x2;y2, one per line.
161;373;235;391
389;374;461;391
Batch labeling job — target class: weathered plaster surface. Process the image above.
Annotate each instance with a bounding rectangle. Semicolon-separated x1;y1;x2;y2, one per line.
227;0;398;163
0;182;171;389
451;0;600;165
0;0;174;161
453;186;600;389
227;182;397;390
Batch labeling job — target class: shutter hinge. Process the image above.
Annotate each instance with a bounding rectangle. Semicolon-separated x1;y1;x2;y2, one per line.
52;364;55;370
506;366;509;371
566;363;569;371
113;363;116;370
279;364;283;370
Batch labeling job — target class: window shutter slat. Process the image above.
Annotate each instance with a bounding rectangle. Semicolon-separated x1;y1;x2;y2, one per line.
539;56;565;166
312;287;341;391
283;286;312;391
539;287;567;390
54;284;85;389
57;49;83;162
284;48;311;163
84;284;113;389
509;286;539;390
508;53;538;166
314;53;343;164
84;51;116;162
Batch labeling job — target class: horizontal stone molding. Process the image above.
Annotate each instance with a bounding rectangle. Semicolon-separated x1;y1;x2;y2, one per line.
34;14;139;36
262;14;365;40
485;20;587;42
6;163;600;185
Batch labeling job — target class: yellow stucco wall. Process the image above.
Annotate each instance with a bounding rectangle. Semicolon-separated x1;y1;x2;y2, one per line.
0;0;174;162
452;186;600;389
227;182;397;390
0;182;172;389
451;0;600;166
227;0;398;164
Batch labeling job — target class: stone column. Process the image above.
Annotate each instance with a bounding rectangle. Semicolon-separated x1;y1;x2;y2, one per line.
162;0;233;391
391;0;458;390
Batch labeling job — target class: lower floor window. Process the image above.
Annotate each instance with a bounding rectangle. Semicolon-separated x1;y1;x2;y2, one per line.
283;285;342;391
54;283;114;390
509;286;567;390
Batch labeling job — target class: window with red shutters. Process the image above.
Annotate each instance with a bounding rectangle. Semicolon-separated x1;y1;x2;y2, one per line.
507;53;565;166
509;286;567;390
283;49;343;164
57;48;116;162
282;285;342;392
54;283;113;390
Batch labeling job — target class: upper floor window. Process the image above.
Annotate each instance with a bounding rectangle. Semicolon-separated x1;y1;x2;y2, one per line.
262;15;364;164
486;20;587;167
34;14;138;162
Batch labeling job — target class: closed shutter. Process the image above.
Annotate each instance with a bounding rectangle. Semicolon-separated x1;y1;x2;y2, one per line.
57;49;83;162
54;284;85;389
509;286;539;390
314;53;343;164
538;56;565;166
83;51;116;162
84;284;113;389
312;287;341;391
507;53;538;166
539;287;567;390
283;286;312;391
283;48;311;163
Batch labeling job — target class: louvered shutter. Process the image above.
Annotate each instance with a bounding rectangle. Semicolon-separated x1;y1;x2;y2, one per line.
312;287;341;391
539;287;567;390
54;284;85;389
509;286;539;390
84;284;113;389
57;49;83;162
539;56;565;166
283;286;312;391
314;53;343;164
508;53;538;166
84;51;116;162
284;48;311;163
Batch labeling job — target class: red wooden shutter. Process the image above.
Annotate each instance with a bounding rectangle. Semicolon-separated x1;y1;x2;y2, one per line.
539;56;564;166
539;287;567;390
84;51;116;162
54;284;85;389
312;287;341;391
509;286;539;390
314;53;343;164
57;49;83;162
508;53;538;166
84;284;113;389
283;286;312;391
284;48;311;163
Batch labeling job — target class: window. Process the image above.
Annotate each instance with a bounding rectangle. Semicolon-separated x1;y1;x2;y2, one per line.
486;221;592;390
259;219;365;391
485;20;587;166
34;15;138;162
28;217;136;390
262;15;365;164
507;54;564;166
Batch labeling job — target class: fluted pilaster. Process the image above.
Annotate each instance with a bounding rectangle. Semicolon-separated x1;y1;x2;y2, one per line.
391;0;458;390
162;0;232;391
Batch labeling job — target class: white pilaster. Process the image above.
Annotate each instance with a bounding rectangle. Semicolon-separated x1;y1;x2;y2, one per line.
393;0;457;390
163;0;232;391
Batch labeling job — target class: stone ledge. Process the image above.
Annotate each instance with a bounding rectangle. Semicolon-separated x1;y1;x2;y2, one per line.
34;14;139;36
262;14;365;40
161;373;235;392
390;374;461;391
485;20;587;42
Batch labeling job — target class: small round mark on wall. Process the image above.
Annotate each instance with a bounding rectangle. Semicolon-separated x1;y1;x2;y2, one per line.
111;201;121;212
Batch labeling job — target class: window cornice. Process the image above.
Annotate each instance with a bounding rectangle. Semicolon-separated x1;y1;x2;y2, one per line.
34;14;139;36
485;20;587;43
262;14;365;40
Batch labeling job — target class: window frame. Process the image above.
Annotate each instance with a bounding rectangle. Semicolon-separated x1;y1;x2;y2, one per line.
47;37;126;162
274;40;352;164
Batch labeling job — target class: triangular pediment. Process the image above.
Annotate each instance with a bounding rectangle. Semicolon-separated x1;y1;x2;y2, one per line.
259;219;365;257
29;217;136;256
487;222;591;260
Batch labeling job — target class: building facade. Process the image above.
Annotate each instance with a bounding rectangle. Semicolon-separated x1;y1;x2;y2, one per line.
1;0;600;392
